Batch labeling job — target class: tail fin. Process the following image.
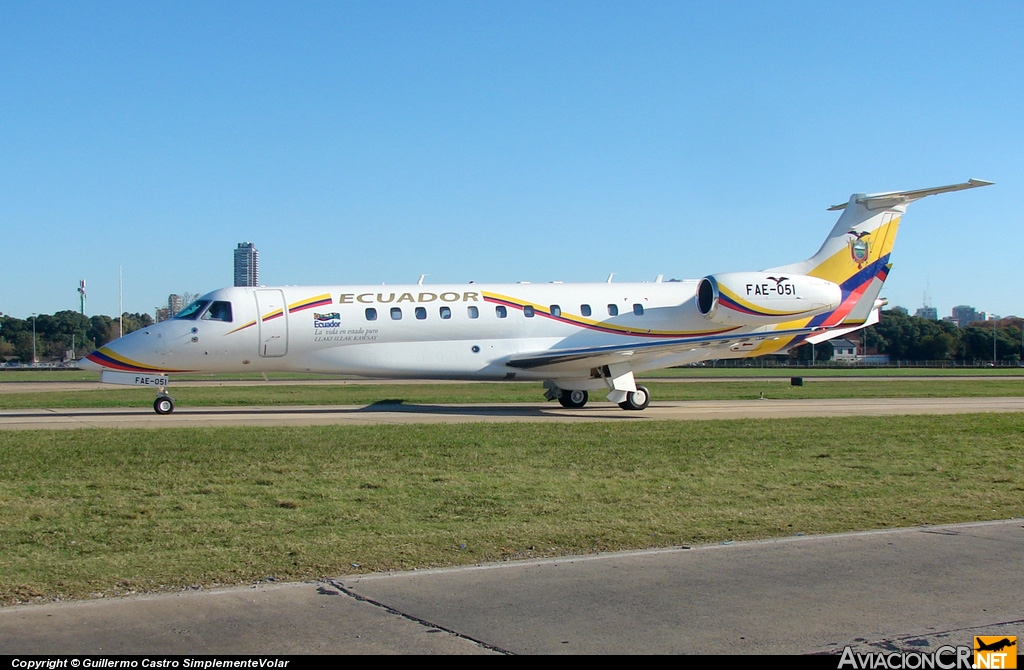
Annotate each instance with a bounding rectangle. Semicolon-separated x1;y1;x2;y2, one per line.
767;179;992;329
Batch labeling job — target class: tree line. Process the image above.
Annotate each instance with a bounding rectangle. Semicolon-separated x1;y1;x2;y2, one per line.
0;311;154;363
793;310;1024;364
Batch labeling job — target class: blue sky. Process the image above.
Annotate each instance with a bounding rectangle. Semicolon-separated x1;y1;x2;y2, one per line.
2;1;1021;320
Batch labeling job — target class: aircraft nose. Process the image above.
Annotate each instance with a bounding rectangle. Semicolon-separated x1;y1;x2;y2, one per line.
78;354;102;371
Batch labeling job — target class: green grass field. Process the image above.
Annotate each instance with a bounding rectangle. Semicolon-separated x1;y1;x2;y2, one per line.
1;378;1022;410
1;414;1022;605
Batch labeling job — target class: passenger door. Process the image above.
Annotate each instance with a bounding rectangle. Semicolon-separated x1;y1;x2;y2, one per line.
254;289;288;357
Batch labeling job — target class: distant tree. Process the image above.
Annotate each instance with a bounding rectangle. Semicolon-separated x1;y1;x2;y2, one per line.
1;309;159;362
1;316;34;361
915;332;958;361
866;311;959;361
89;315;115;347
788;340;833;363
0;315;24;359
960;323;1021;363
121;312;154;333
49;310;93;355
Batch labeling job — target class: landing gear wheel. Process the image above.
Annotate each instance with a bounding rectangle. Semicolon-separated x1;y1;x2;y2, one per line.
154;395;175;415
618;385;650;411
558;389;589;409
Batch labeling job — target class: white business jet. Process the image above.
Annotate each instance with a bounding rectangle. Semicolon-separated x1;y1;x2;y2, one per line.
81;179;992;414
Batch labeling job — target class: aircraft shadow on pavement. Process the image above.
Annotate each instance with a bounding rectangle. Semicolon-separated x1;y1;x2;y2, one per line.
2;403;642;420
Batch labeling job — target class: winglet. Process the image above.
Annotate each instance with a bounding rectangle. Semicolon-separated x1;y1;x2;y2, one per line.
827;178;994;211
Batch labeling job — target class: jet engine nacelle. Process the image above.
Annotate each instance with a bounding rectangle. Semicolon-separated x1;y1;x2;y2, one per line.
695;272;842;325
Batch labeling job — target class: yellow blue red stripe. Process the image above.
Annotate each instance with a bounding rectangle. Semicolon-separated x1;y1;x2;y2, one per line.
481;291;739;339
288;293;333;313
226;293;333;334
717;285;821;318
225;319;257;335
85;347;191;373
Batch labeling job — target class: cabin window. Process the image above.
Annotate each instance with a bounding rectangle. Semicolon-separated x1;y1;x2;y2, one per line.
468;306;479;319
633;303;644;316
550;305;561;317
580;304;591;317
202;301;233;322
524;305;535;318
415;307;427;320
440;306;452;319
365;308;377;321
174;300;209;321
391;307;402;320
607;304;618;316
496;305;507;318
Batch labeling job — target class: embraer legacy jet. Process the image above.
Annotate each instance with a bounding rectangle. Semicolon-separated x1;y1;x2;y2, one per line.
81;179;992;414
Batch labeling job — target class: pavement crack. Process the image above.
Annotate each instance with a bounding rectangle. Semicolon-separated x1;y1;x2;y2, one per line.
858;618;1024;652
326;578;513;654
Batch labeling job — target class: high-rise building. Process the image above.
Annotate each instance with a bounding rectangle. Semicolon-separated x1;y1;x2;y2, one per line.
914;306;938;320
168;294;185;317
234;243;259;287
950;305;984;327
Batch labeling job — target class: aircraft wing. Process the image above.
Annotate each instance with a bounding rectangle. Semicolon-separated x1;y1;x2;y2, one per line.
503;327;810;373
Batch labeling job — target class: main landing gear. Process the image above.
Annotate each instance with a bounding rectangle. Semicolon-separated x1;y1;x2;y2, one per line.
617;386;650;411
558;389;589;409
546;384;651;411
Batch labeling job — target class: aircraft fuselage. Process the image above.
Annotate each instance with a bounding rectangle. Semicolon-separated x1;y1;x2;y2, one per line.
86;280;754;380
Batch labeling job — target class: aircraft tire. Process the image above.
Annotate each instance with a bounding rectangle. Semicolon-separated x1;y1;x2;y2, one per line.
618;385;650;411
558;389;589;409
154;395;175;415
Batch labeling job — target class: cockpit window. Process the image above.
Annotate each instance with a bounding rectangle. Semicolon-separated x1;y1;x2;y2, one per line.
174;300;210;320
202;301;233;322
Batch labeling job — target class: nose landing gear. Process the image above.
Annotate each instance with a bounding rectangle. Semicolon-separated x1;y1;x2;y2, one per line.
154;394;176;415
94;370;177;415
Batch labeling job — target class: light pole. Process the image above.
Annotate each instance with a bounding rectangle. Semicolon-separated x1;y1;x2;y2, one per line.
31;313;37;364
993;320;997;367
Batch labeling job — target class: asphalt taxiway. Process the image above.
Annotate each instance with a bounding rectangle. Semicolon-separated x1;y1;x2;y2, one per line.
1;520;1021;654
2;396;1024;429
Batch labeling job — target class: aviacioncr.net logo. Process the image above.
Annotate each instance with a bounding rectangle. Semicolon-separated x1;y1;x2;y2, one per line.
838;646;973;669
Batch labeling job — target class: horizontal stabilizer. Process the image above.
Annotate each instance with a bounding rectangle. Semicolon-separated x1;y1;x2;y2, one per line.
827;179;993;211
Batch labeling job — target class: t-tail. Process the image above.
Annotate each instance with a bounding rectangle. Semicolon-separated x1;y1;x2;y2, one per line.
764;178;993;349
